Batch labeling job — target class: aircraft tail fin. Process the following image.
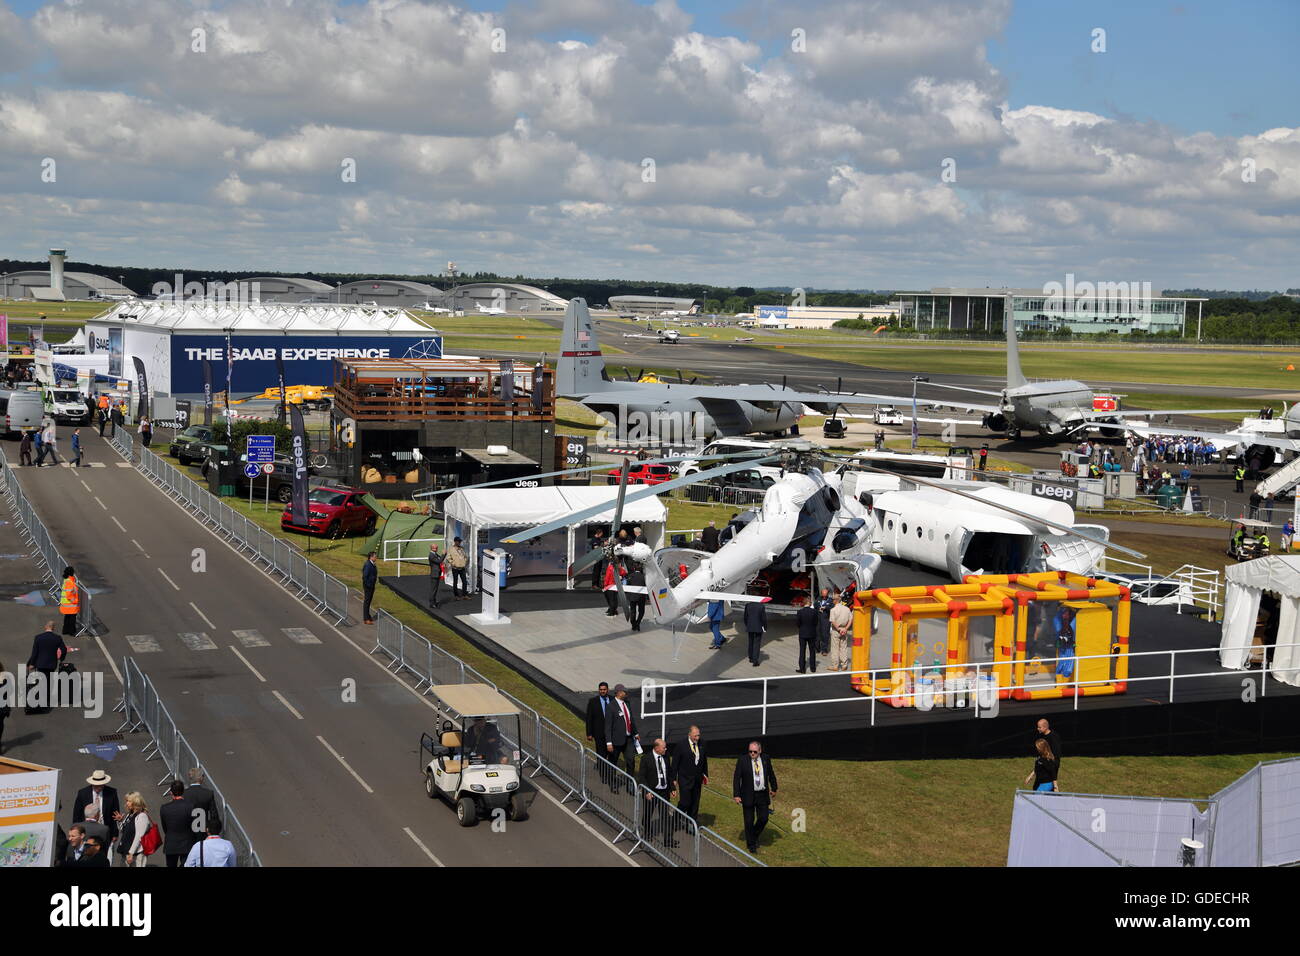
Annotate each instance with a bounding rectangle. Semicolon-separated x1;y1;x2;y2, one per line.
624;543;684;624
556;298;605;396
1005;311;1027;389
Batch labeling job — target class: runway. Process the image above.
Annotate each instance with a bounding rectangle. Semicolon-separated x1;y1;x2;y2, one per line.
4;429;636;867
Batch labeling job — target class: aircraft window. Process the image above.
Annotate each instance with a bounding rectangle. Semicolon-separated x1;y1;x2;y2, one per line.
917;526;923;538
901;523;907;534
887;520;894;530
928;529;934;541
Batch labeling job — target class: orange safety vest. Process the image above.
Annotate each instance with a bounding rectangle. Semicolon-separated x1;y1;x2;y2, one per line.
98;395;109;410
60;576;80;615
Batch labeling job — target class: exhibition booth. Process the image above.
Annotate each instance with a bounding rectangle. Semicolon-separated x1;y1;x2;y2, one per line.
1219;554;1300;686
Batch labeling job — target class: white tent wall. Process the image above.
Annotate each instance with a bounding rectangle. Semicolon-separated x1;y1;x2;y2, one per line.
1220;555;1300;685
1261;758;1300;866
441;487;668;588
1021;793;1211;867
1007;793;1121;867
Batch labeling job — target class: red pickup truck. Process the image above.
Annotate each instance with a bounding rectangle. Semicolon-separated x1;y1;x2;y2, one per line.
281;485;377;538
605;464;675;486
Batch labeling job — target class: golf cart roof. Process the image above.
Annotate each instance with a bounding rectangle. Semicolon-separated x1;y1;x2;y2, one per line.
1232;518;1274;528
429;684;520;718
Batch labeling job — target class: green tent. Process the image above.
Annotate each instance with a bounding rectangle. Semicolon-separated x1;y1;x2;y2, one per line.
362;495;444;565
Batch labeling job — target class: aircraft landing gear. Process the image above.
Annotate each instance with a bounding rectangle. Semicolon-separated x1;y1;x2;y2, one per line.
1006;426;1021;441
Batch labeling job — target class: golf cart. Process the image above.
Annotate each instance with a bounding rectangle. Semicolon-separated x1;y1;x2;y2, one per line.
1227;518;1272;562
420;684;528;826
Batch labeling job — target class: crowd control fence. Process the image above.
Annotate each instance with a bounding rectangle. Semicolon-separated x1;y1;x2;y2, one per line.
0;447;95;636
129;444;351;625
369;608;761;867
120;657;262;866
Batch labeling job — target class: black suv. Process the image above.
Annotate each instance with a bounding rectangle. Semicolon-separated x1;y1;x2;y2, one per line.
170;425;222;465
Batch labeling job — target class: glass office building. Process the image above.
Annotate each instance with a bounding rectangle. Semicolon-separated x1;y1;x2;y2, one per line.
896;288;1207;336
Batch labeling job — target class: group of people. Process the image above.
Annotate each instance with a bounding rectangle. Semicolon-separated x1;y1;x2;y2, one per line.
17;420;86;468
1136;434;1220;468
60;768;235;867
584;682;780;854
424;537;471;610
703;586;856;672
95;394;129;439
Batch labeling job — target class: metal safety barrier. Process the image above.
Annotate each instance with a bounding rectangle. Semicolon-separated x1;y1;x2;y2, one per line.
366;609;760;865
128;446;352;624
120;658;261;866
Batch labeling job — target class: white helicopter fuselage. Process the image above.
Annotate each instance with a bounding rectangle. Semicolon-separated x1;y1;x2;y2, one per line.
628;470;880;627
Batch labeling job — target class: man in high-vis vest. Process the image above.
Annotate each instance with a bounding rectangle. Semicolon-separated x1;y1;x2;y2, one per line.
60;566;80;637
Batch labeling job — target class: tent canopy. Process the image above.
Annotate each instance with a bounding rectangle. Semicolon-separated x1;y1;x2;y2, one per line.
1225;554;1300;592
442;486;667;530
1220;554;1300;685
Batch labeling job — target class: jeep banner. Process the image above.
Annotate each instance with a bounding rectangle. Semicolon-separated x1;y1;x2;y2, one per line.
275;354;288;425
132;356;149;422
289;403;309;528
499;359;514;401
1028;480;1077;507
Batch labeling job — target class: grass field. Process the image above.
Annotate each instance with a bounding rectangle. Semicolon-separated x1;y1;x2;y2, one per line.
774;340;1300;391
144;442;1293;865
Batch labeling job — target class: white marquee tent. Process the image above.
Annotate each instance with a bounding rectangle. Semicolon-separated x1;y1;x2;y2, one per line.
442;487;668;586
1219;554;1300;686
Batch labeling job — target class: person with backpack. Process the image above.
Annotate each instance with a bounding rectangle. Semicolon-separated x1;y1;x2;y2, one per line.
117;791;158;867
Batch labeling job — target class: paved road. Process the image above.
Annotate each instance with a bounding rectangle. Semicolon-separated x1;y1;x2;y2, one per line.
9;432;633;867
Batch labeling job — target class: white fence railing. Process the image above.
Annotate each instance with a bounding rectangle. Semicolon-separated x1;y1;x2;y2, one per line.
639;643;1300;738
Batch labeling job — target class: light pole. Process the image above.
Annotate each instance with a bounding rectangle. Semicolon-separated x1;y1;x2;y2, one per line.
910;375;929;449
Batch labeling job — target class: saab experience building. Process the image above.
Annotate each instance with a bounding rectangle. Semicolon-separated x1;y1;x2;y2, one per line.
82;301;442;395
894;288;1208;335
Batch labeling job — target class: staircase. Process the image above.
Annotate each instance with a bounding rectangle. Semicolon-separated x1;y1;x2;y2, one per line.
1256;455;1300;497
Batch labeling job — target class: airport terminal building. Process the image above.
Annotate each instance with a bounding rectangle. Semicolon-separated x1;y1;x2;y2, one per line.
608;295;696;316
895;287;1207;336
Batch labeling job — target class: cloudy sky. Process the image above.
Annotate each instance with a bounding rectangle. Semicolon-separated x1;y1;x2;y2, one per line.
0;0;1296;289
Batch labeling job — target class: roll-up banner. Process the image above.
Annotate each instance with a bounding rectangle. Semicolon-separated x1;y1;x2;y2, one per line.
499;359;514;402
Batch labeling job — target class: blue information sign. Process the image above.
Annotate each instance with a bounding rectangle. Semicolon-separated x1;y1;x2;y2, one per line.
247;435;276;463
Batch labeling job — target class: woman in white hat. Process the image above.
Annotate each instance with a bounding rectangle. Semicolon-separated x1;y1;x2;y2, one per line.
117;791;153;867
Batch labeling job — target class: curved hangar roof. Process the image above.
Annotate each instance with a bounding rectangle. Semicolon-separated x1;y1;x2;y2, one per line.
96;300;431;333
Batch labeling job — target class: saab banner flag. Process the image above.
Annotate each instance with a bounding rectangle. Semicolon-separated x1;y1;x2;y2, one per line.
289;404;309;528
131;356;149;422
276;354;288;425
202;360;213;426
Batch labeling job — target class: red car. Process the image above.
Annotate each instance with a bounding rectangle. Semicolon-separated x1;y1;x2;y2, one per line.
281;485;378;538
605;464;674;486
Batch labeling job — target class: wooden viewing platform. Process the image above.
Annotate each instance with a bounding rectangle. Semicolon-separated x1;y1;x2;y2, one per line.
332;357;555;422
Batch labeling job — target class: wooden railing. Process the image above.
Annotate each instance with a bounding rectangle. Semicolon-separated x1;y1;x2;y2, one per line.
333;389;555;422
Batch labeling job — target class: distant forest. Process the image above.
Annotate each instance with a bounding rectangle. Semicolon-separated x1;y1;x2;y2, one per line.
3;255;1297;340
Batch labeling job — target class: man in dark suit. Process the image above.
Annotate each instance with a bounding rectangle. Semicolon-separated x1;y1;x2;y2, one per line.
639;737;678;847
589;528;607;588
672;725;708;822
72;770;120;853
733;740;778;854
701;520;720;553
795;603;819;674
186;768;221;834
743;599;767;667
159;780;199;868
626;563;648;631
26;620;66;713
67;834;110;867
603;683;640;787
586;682;613;785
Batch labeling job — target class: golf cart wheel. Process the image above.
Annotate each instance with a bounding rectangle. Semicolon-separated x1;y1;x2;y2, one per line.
508;794;528;822
425;772;436;799
456;796;478;827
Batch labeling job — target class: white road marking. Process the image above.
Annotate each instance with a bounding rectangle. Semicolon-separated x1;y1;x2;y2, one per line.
272;690;304;720
110;516;127;533
229;645;266;682
316;736;374;793
232;628;270;648
131;539;150;558
281;627;321;645
176;631;217;651
115;462;132;468
89;462;107;468
79;478;91;492
157;568;180;591
189;601;215;629
93;496;107;510
94;634;124;685
402;827;445;867
146;464;639;866
124;635;163;654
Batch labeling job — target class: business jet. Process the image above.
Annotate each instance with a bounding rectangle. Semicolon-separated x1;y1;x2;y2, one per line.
477;303;507;315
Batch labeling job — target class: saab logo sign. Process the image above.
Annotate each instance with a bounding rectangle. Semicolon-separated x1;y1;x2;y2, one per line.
1031;482;1076;505
168;334;441;392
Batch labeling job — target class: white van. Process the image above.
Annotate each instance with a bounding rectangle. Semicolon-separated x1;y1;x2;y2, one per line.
0;389;46;436
677;437;782;479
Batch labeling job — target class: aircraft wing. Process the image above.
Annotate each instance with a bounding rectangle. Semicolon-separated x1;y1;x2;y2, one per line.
1121;420;1300;454
649;382;924;410
695;396;754;433
1083;407;1261;422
